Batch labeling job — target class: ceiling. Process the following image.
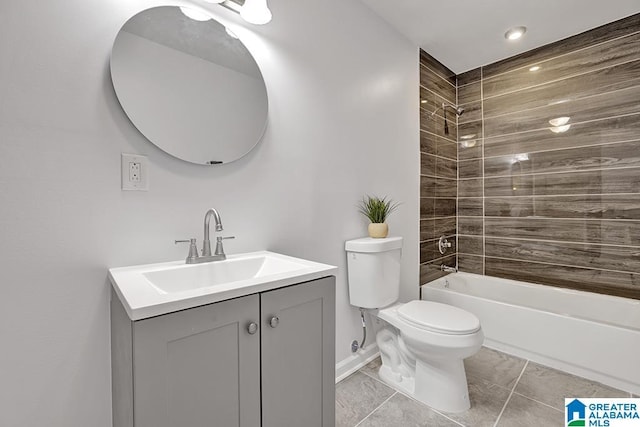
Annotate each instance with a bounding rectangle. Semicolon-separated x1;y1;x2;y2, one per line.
359;0;640;74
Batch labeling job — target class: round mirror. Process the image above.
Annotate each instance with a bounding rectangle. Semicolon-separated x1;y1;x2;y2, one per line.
110;6;268;165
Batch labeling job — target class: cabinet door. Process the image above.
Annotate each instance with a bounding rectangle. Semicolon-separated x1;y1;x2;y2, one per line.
260;277;336;427
133;294;261;427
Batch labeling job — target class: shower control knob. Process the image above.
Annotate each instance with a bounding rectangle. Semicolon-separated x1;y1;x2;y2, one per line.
269;316;279;328
438;236;453;254
247;322;258;335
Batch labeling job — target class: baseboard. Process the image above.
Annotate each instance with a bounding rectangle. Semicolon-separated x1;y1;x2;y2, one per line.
335;344;380;383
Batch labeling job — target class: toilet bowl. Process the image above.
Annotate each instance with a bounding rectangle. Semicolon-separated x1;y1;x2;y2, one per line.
376;301;483;412
345;236;484;413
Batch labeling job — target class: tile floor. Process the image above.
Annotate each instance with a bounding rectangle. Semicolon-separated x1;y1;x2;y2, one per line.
336;347;633;427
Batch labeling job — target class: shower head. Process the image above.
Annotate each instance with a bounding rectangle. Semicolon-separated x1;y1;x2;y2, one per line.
444;104;465;116
437;103;464;136
430;103;465;117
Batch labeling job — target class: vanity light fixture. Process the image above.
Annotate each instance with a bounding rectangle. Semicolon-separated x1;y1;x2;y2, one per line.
181;0;273;25
240;0;273;25
179;6;213;21
505;26;527;41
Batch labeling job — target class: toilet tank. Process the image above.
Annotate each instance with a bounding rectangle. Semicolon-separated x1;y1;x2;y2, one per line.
345;236;403;309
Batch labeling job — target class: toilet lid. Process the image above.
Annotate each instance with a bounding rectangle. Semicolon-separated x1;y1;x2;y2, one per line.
397;301;480;334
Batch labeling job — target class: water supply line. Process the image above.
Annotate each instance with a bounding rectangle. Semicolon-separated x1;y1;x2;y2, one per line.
351;308;368;353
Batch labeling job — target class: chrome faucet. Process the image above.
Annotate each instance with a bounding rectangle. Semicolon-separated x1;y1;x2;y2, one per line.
202;208;223;257
175;208;234;264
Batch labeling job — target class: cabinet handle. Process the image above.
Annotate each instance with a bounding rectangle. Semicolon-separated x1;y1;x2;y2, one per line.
247;322;258;335
269;316;279;328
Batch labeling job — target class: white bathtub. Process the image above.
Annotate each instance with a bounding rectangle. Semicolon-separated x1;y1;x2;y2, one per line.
421;272;640;395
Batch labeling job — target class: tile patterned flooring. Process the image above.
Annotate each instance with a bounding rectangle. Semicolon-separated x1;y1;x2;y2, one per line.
336;347;632;426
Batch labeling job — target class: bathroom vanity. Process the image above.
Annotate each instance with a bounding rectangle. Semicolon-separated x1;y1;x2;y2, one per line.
109;252;336;427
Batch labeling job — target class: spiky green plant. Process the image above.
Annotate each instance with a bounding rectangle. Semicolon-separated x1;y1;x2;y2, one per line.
358;195;400;223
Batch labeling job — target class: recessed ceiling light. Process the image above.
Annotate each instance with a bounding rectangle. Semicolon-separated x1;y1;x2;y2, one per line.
529;65;541;72
461;140;476;148
549;116;571;133
548;117;570;126
550;124;571;133
505;26;527;41
460;134;477;148
420;99;427;104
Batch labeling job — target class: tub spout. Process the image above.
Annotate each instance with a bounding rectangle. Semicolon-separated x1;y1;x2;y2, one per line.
441;265;457;273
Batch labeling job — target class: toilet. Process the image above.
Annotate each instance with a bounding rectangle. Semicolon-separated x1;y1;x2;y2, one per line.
345;236;483;413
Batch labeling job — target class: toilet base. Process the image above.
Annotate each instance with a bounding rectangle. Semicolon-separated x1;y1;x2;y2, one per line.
378;358;470;413
414;358;470;413
378;363;415;396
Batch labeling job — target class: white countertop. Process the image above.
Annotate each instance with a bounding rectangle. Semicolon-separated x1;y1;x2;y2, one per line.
109;251;337;320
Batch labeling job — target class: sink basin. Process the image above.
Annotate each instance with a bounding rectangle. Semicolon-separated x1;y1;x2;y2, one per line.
144;254;311;294
109;251;337;320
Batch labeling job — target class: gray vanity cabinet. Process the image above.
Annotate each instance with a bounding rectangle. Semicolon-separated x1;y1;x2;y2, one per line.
111;276;335;427
261;277;335;427
133;294;261;427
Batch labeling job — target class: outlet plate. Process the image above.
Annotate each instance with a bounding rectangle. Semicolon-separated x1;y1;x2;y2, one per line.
121;153;148;191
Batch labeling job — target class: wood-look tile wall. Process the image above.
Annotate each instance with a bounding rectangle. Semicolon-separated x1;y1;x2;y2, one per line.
456;13;640;299
419;51;458;283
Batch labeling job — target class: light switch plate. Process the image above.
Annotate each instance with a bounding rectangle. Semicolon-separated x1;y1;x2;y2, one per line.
121;153;148;191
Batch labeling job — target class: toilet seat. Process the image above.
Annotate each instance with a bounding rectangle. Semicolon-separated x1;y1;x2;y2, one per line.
396;301;480;335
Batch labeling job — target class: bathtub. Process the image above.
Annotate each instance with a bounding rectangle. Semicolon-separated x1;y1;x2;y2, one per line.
421;272;640;395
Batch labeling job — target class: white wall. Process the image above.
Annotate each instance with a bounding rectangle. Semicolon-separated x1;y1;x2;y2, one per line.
0;1;418;426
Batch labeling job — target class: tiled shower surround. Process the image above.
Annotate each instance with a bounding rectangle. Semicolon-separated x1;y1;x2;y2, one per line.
421;13;640;299
419;52;459;283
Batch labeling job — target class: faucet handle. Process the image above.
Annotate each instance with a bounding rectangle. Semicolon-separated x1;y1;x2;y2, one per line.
215;236;235;256
438;236;452;255
175;238;199;263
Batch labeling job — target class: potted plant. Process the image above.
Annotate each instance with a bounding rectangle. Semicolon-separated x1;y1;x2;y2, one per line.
358;195;400;238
